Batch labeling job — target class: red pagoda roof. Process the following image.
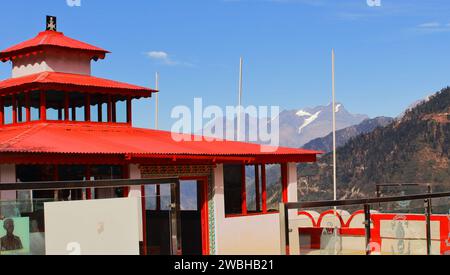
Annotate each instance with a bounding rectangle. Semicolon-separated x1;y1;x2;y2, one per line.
0;123;321;164
0;31;109;62
0;72;156;97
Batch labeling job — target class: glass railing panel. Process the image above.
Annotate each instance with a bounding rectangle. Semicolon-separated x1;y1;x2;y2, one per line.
289;194;450;256
143;193;176;256
431;196;450;255
0;198;55;255
292;205;367;255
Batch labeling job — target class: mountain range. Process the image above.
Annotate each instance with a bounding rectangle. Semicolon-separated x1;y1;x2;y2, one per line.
277;104;368;147
303;116;394;153
201;103;370;148
297;87;450;201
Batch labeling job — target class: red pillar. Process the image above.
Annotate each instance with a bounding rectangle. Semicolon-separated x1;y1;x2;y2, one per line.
17;97;23;123
25;93;31;122
12;94;17;124
0;97;4;126
64;92;69;121
255;164;261;212
111;96;117;123
126;96;132;125
98;100;103;122
261;165;267;213
85;94;91;122
71;103;76;121
241;164;247;215
58;106;63;121
40;91;46;121
107;95;112;122
281;163;288;203
200;179;210;255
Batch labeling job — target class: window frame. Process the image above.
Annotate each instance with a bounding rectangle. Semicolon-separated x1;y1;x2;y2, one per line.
224;163;288;218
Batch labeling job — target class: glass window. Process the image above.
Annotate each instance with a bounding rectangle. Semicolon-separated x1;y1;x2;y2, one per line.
266;164;282;212
58;165;87;201
180;180;198;211
90;165;124;199
145;185;158;210
246;165;257;212
145;184;174;211
16;165;55;200
159;184;171;210
223;165;243;215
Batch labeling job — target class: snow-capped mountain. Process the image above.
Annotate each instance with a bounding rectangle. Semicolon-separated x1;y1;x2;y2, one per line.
278;103;368;147
199;103;368;148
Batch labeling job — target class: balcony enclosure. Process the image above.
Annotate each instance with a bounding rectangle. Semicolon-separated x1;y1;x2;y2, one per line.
0;91;133;126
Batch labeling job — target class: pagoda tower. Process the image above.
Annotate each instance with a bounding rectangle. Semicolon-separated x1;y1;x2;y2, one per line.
0;16;156;126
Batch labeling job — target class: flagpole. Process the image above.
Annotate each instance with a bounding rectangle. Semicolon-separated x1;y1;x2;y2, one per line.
332;49;337;202
237;57;243;141
155;72;160;130
332;49;339;255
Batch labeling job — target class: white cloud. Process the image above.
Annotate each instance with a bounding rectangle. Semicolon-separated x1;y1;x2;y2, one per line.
145;51;194;67
415;21;450;33
418;22;441;28
147;51;169;60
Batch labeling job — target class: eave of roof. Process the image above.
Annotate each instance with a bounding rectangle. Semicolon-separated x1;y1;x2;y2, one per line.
0;31;109;62
0;122;322;163
0;72;156;97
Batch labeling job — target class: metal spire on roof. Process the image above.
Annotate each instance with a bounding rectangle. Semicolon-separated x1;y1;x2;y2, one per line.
237;57;244;141
155;72;160;130
46;16;57;31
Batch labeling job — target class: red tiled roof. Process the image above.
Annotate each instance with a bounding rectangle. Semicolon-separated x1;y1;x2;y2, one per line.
0;72;156;97
0;123;321;163
0;31;109;62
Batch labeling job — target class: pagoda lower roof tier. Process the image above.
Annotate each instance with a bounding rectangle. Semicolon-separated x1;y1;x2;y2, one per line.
0;72;156;97
0;122;321;164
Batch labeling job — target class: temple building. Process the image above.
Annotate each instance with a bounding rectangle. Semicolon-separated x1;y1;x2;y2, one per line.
0;17;320;255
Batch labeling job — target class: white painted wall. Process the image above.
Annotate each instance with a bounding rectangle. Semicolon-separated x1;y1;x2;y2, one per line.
128;164;143;242
0;164;16;201
44;197;140;255
213;163;299;255
286;163;300;255
12;49;92;78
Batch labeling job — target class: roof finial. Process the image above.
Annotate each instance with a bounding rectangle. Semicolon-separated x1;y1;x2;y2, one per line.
46;16;57;31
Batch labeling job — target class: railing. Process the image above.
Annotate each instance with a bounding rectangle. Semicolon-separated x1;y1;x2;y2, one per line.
279;191;450;255
0;178;182;255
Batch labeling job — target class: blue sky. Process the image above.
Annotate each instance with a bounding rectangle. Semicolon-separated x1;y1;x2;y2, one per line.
1;0;450;130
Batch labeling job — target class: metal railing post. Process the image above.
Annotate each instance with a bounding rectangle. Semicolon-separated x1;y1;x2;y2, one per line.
364;204;372;255
279;203;290;255
376;185;381;211
425;198;432;255
170;181;182;256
